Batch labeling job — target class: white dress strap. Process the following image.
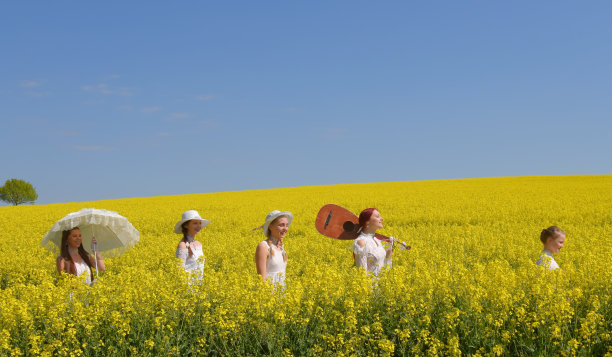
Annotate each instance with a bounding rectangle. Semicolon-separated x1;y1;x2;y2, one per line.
176;241;205;282
262;240;271;252
74;260;92;285
260;240;287;286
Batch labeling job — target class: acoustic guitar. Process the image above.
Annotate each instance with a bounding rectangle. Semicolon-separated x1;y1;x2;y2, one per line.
315;204;411;249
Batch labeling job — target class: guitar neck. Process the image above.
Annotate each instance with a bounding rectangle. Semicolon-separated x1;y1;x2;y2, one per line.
374;233;411;250
374;233;391;242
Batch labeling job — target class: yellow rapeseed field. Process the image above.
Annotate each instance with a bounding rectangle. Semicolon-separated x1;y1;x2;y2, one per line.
0;175;610;356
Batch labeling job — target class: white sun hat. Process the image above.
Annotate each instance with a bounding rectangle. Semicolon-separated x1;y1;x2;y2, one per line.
174;210;211;234
262;210;293;237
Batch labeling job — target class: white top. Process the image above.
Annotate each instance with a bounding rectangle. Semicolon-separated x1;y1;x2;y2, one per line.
536;250;560;270
176;237;205;279
74;260;92;285
261;240;287;286
352;232;392;275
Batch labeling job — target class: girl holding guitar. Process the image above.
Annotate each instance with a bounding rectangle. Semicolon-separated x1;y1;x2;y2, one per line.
352;208;394;275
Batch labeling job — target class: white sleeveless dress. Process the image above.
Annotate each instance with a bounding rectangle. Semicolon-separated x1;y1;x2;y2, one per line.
261;240;287;286
74;260;92;286
176;242;205;280
352;232;392;275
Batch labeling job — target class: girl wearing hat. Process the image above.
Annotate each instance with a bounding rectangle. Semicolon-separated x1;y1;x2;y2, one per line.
175;210;210;278
352;208;394;275
254;210;292;286
56;227;105;286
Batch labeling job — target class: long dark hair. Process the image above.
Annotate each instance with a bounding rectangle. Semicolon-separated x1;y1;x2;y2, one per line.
60;227;94;280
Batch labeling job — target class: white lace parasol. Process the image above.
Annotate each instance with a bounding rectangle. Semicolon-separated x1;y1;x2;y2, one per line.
41;208;140;258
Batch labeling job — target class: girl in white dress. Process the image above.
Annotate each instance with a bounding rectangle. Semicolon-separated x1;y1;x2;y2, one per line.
255;210;292;286
175;210;210;280
536;226;566;271
352;208;394;276
56;227;105;286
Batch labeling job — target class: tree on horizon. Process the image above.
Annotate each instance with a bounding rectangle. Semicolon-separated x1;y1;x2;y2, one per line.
0;178;38;206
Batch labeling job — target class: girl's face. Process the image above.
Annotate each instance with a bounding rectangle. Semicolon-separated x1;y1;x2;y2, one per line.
268;217;289;240
546;234;566;254
67;228;82;249
366;210;384;231
185;220;202;237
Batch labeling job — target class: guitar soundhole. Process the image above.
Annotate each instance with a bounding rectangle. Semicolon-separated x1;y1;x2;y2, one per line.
343;221;355;232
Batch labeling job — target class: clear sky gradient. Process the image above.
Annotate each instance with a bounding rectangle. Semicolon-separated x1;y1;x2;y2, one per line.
1;1;611;205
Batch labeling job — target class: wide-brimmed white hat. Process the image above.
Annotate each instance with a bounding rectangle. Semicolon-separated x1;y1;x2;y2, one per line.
262;210;293;237
174;210;211;234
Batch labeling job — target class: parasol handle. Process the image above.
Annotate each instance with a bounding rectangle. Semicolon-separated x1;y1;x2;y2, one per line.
91;225;99;280
94;250;99;280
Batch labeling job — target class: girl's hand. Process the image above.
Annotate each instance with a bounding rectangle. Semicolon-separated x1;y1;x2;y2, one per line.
91;236;98;252
385;237;395;257
391;237;412;250
186;241;194;257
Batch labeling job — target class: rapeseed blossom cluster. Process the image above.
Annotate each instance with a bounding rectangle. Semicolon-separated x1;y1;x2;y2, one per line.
0;175;610;356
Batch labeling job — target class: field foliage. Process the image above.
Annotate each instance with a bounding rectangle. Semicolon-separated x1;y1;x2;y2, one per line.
0;175;610;356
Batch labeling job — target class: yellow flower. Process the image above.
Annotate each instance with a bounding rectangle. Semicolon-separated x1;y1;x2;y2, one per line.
0;175;610;355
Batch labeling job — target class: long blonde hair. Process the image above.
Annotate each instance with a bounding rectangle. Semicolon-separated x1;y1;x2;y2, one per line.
267;215;288;257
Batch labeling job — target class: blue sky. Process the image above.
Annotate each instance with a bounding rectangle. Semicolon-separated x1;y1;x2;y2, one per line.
1;1;611;205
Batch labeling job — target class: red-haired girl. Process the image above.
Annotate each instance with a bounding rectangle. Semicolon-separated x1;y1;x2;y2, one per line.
351;208;393;275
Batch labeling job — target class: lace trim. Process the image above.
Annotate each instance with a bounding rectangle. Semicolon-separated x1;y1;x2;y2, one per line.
176;248;188;260
41;208;140;258
352;238;368;255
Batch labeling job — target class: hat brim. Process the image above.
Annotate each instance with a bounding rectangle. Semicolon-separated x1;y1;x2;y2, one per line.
174;218;211;234
263;211;293;237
